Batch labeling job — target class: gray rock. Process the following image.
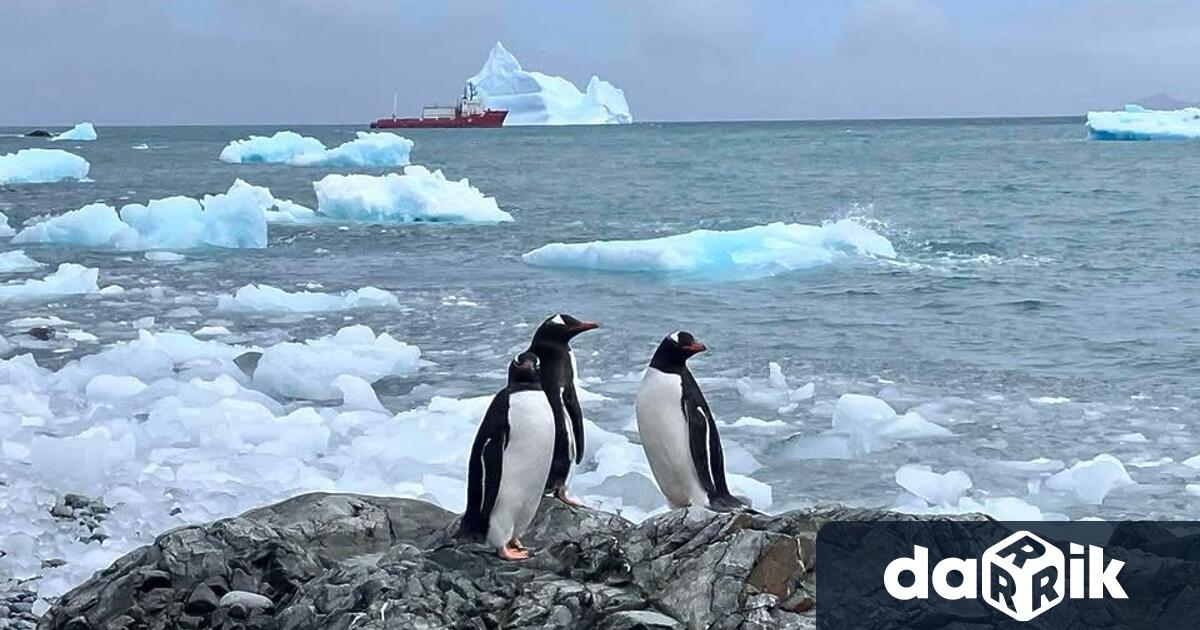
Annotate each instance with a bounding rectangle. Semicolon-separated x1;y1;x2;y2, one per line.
40;493;950;630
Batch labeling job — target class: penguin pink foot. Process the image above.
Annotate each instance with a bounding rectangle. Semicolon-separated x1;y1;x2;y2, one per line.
498;542;529;561
555;488;585;508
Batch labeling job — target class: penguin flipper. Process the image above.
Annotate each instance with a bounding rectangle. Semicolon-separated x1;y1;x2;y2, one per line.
562;382;586;464
463;391;511;535
684;399;720;497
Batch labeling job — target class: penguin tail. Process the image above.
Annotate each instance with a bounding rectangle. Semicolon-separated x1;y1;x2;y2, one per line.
709;493;756;514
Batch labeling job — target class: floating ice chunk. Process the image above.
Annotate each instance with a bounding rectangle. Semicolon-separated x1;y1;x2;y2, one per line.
51;122;98;141
736;362;814;413
895;465;972;507
523;219;895;278
1086;105;1200;140
0;250;45;273
1030;396;1070;404
468;42;632;125
333;374;387;412
830;394;951;455
217;283;399;314
220;130;413;167
0;263;98;302
289;132;414;167
314;166;512;224
717;416;788;430
264;199;318;224
0;211;15;237
85;374;148;401
30;426;136;493
1183;453;1200;469
13;180;274;249
194;326;231;337
728;473;772;510
253;325;421;400
219;131;327;163
1044;454;1135;505
0;148;90;184
145;249;184;261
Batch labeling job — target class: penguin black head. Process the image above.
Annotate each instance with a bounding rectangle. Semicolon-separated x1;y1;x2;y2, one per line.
650;331;707;370
531;313;600;345
508;351;542;387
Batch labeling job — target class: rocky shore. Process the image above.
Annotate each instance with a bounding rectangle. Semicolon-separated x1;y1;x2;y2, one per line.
33;493;963;630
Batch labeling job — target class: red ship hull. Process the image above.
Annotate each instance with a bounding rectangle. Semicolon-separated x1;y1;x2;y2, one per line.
370;110;507;129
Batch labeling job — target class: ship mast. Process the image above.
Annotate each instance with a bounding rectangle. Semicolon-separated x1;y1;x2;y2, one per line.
392;92;397;119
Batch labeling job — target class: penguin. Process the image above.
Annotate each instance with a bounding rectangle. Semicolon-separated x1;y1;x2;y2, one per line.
635;331;749;512
527;313;600;506
461;352;556;560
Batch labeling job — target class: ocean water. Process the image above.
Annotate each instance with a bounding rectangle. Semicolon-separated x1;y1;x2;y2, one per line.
1;119;1199;592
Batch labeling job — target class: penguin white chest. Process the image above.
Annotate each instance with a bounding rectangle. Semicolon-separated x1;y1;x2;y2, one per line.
488;390;555;548
635;368;709;509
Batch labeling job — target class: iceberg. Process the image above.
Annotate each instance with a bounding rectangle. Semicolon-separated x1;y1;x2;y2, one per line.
0;148;90;184
51;122;98;142
314;166;513;224
220;131;413;167
523;219;895;278
0;211;15;237
468;42;632;126
0;263;99;302
1044;454;1134;504
12;180;287;250
0;250;45;273
217;283;400;313
252;325;422;400
1086;105;1200;140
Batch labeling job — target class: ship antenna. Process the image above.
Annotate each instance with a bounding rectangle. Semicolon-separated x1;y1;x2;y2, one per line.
392;92;397;118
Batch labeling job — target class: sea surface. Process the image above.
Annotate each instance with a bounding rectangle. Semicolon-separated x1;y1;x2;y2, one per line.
1;119;1199;593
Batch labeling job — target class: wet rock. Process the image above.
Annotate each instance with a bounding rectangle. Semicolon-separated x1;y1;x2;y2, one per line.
39;493;946;630
25;130;52;138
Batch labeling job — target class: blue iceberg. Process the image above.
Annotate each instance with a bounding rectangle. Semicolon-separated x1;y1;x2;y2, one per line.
1086;105;1200;140
220;131;413;167
468;43;632;126
0;148;90;184
51;122;98;142
313;166;513;224
12;180;287;250
522;219;895;278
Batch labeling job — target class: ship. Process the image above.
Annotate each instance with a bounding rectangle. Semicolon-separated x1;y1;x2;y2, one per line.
370;83;507;129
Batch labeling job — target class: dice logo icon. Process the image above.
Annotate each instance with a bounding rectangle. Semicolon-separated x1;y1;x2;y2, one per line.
981;530;1065;621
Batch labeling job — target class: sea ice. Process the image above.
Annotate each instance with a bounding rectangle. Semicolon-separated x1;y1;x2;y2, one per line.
1086;105;1200;140
895;465;972;507
51;122;98;142
468;43;632;125
220;130;413;167
252;325;422;400
0;148;90;184
13;180;281;250
523;219;895;278
828;394;951;456
0;250;45;273
217;283;400;313
0;263;98;302
313;166;513;224
0;211;16;237
736;362;814;413
1044;454;1135;505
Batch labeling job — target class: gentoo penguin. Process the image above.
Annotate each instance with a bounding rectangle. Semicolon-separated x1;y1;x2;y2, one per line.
636;331;749;512
461;352;556;560
527;313;600;506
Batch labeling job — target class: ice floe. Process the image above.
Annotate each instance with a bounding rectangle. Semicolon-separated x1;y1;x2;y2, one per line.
0;148;90;184
252;325;422;400
11;180;297;250
469;42;632;125
220;130;413;167
736;362;814;413
0;211;15;237
0;263;98;303
51;122;98;142
0;250;45;273
522;219;895;278
313;166;513;224
217;283;400;314
788;394;952;459
1044;454;1135;505
895;465;972;508
1086;105;1200;140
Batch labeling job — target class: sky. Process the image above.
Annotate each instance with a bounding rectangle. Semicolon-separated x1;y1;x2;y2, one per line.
1;0;1198;125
